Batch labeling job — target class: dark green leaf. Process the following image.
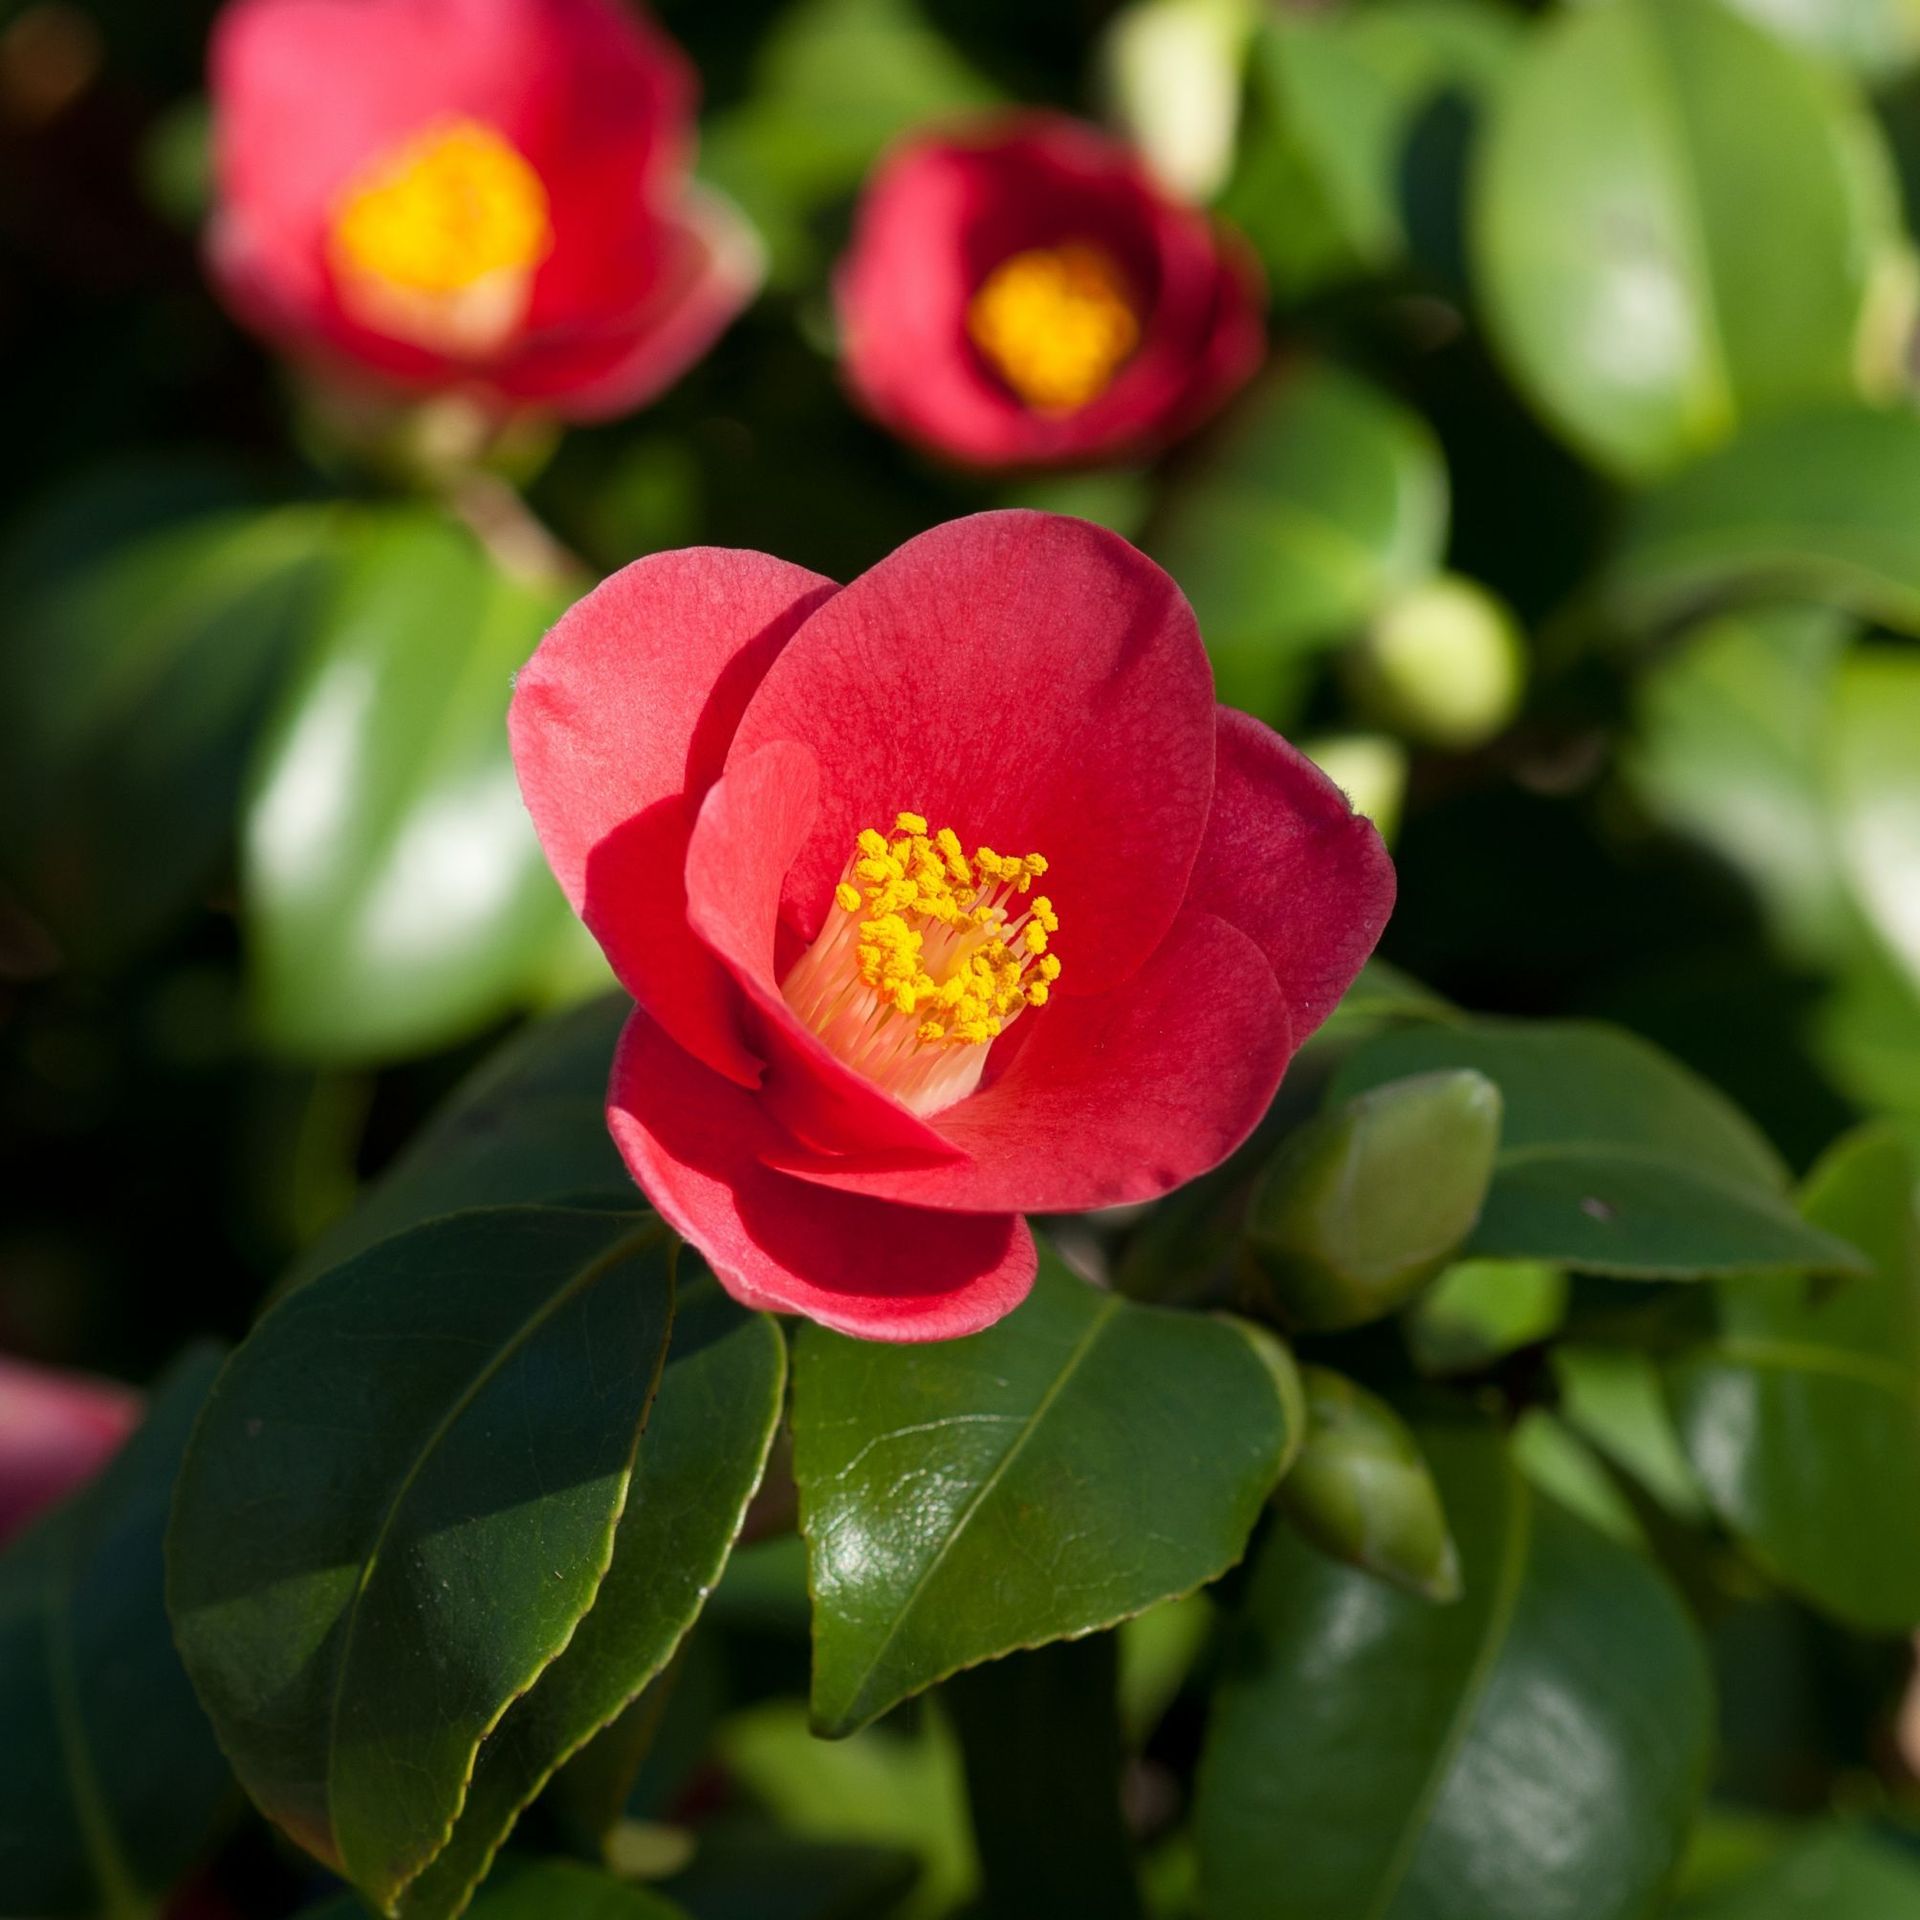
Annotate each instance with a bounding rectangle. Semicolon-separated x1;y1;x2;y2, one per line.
169;1209;675;1912
1475;0;1897;479
1667;1125;1920;1631
1196;1423;1712;1920
1329;1018;1866;1277
793;1251;1303;1736
0;1347;232;1919
0;494;335;965
242;510;576;1063
944;1637;1143;1920
398;1277;785;1920
293;994;632;1284
305;1857;690;1920
1148;364;1448;720
1276;1367;1461;1600
1246;1068;1503;1330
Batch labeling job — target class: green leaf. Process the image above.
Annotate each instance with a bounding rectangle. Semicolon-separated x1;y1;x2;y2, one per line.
1275;1368;1462;1601
1667;1125;1920;1631
397;1276;785;1920
242;509;576;1063
1329;1018;1867;1277
0;1347;232;1920
792;1252;1304;1736
1724;0;1920;79
1829;647;1920;997
306;1857;691;1920
168;1209;676;1913
1405;1259;1568;1376
1195;1423;1712;1920
1474;0;1897;479
1677;1822;1920;1917
1603;405;1920;634
944;1637;1143;1920
1626;605;1854;963
1147;364;1448;720
293;995;632;1285
1246;1068;1503;1331
0;491;335;965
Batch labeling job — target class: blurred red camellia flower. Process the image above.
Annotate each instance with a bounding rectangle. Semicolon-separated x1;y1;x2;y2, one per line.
0;1355;140;1546
207;0;759;420
835;113;1265;470
511;511;1393;1340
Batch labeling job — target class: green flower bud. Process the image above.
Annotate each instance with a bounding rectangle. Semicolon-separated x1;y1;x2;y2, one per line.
1351;574;1526;751
1276;1368;1462;1602
1245;1069;1503;1331
1302;732;1407;843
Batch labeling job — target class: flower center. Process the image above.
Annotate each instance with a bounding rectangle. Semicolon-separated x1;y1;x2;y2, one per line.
966;242;1141;413
781;811;1062;1117
329;118;553;357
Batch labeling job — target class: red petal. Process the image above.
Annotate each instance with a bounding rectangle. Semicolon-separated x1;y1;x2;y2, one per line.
0;1357;140;1547
683;742;964;1163
608;1011;1036;1341
767;909;1292;1213
510;549;837;1083
728;510;1218;999
1190;707;1396;1044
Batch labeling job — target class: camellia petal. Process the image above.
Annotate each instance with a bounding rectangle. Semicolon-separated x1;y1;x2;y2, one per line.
728;511;1218;999
0;1356;141;1546
510;547;836;1083
1190;708;1399;1046
607;1010;1036;1341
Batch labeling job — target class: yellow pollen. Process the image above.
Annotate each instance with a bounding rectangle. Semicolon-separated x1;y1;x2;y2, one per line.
780;810;1064;1117
329;118;552;355
966;242;1141;413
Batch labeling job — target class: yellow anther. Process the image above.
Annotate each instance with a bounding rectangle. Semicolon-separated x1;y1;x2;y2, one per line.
857;828;889;859
895;810;928;834
1024;923;1049;956
1026;981;1050;1007
1039;954;1062;981
966;242;1141;413
834;881;861;913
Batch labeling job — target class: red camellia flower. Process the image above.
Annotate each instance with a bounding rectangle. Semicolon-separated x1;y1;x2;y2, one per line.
512;512;1393;1340
208;0;759;420
836;114;1265;470
0;1355;140;1546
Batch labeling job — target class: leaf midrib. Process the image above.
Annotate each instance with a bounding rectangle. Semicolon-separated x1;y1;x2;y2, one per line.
322;1219;661;1869
828;1291;1122;1726
1361;1460;1534;1920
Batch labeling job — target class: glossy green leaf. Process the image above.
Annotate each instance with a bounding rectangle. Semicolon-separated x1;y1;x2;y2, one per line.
1626;604;1854;962
1147;364;1448;719
242;510;576;1063
1329;1019;1867;1277
1829;648;1920;997
1276;1368;1461;1601
793;1252;1304;1736
305;1857;691;1920
944;1636;1143;1920
0;488;335;965
0;1347;232;1919
1603;406;1920;635
398;1276;785;1920
1475;0;1897;479
1667;1125;1920;1631
1246;1068;1503;1331
1677;1822;1920;1917
169;1208;675;1912
1196;1423;1712;1920
293;994;632;1284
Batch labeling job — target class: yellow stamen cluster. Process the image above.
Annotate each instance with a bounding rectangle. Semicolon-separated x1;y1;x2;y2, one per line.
781;811;1063;1116
966;242;1141;413
329;118;552;354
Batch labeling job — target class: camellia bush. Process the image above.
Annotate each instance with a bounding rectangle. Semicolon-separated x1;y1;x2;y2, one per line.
6;0;1920;1916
